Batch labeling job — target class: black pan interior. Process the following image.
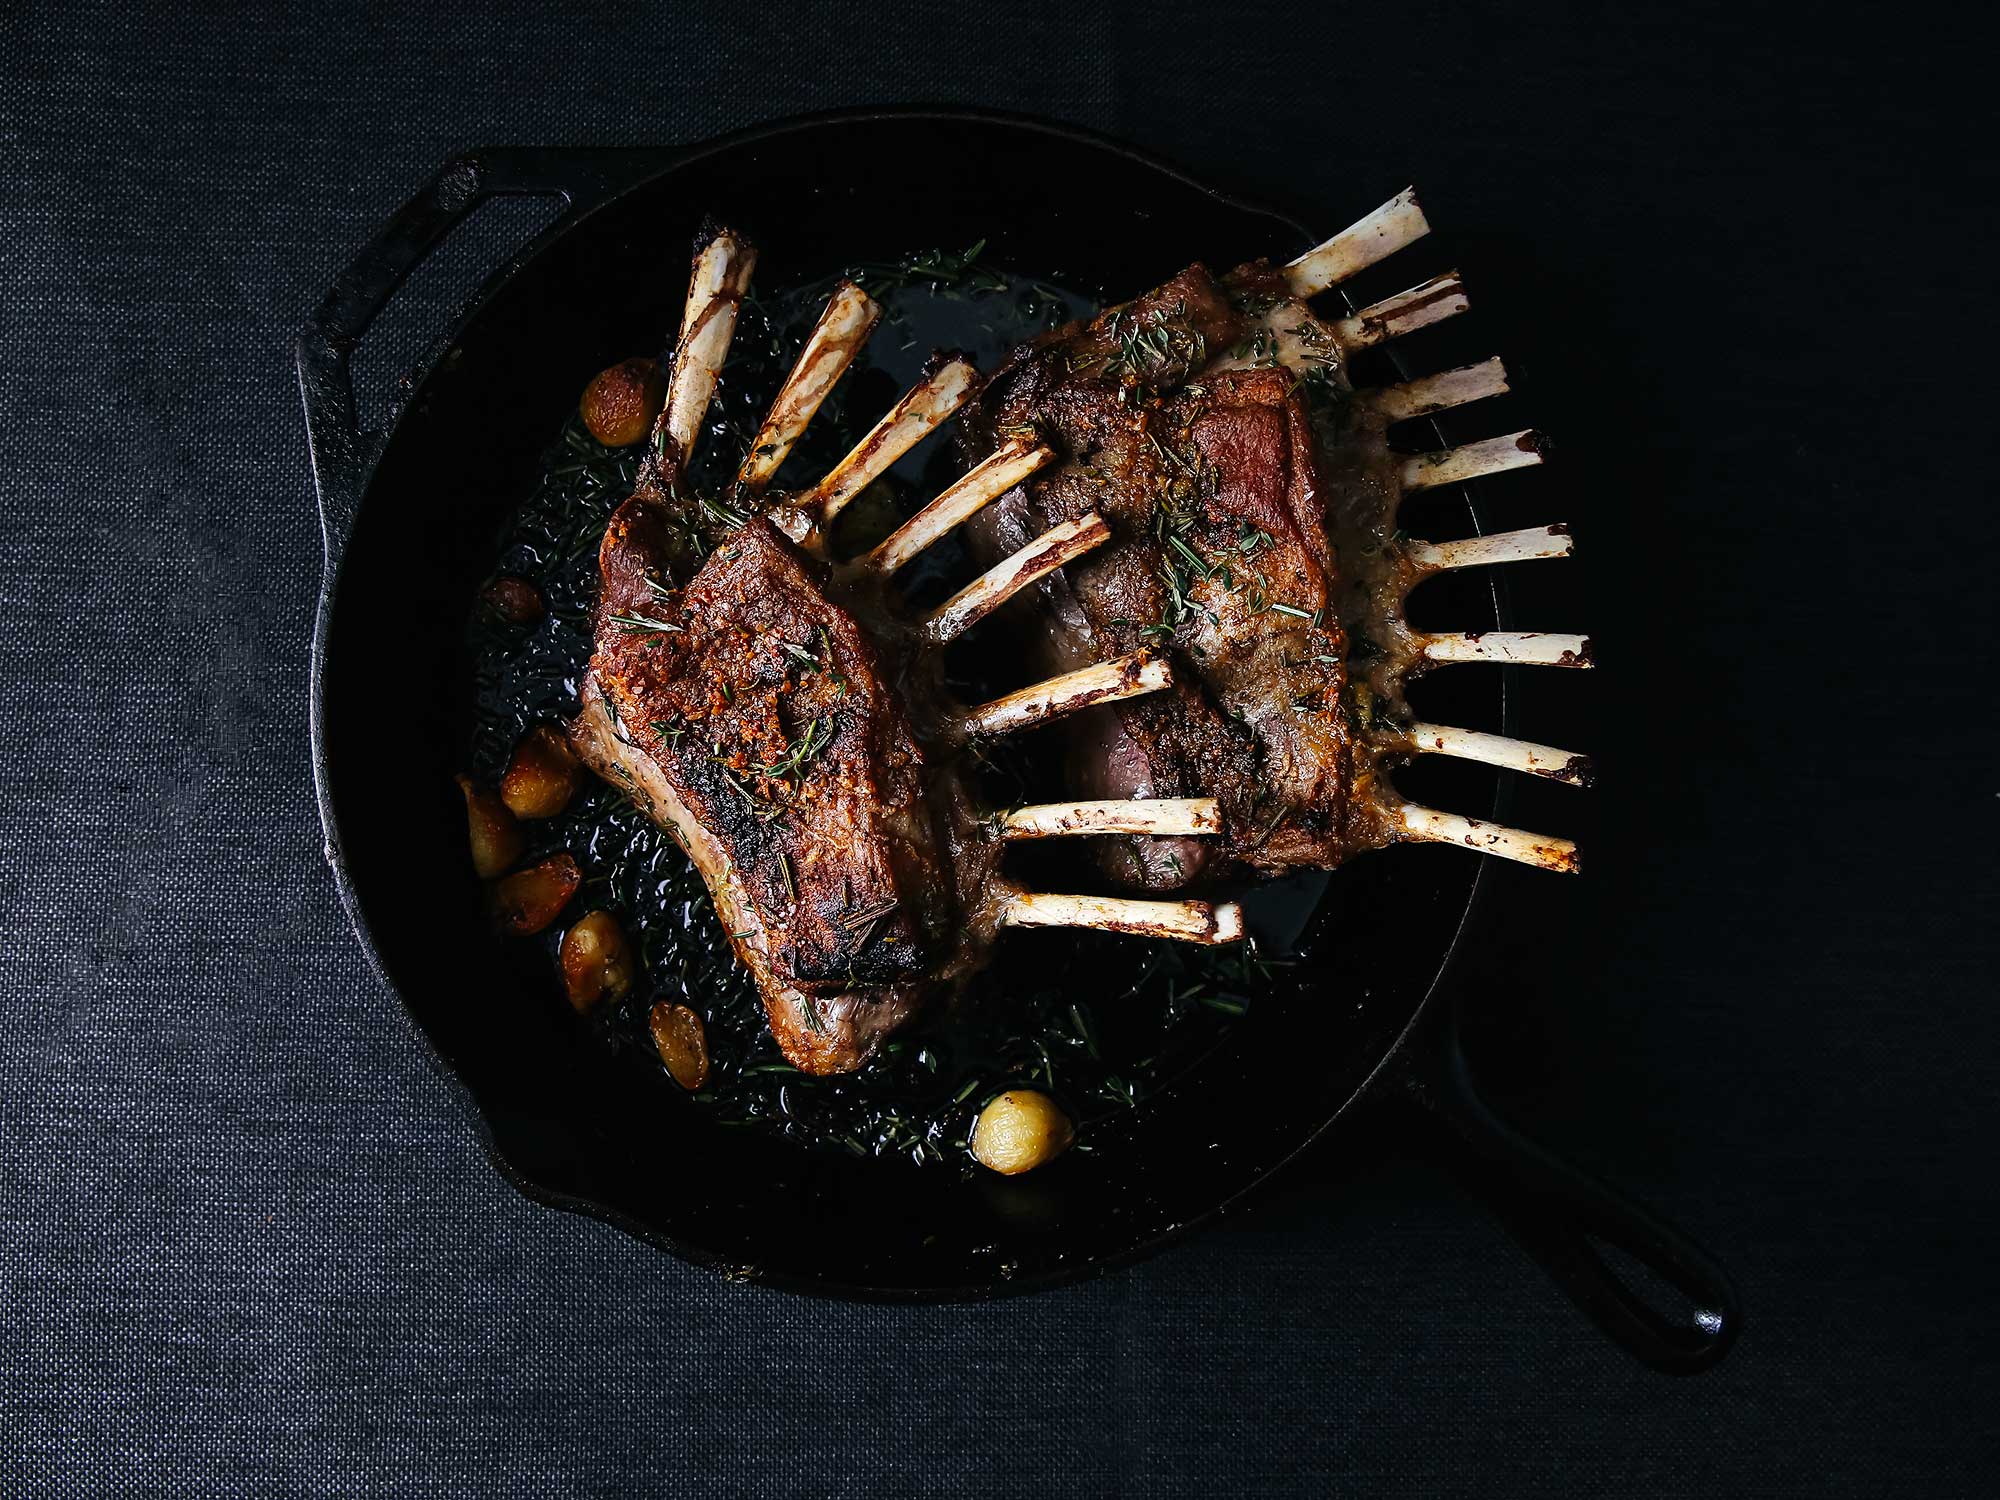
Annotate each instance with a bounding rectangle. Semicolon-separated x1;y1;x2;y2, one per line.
318;115;1494;1295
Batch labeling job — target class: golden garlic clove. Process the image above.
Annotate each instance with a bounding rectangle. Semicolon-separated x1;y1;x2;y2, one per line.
500;724;581;820
455;773;524;879
971;1089;1075;1175
560;910;636;1013
649;1001;710;1091
580;357;667;447
491;853;580;936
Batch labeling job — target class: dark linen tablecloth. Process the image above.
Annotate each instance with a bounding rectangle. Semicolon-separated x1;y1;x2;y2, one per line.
2;1;1994;1494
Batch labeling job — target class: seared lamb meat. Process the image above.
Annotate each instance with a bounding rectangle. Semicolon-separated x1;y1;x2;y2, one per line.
553;195;1588;1069
958;190;1580;889
573;509;1000;1072
960;266;1378;886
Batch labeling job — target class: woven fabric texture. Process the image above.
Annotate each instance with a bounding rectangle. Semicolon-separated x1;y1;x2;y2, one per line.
1;0;1993;1494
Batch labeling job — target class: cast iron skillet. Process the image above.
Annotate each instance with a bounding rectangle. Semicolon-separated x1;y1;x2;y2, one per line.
298;108;1739;1372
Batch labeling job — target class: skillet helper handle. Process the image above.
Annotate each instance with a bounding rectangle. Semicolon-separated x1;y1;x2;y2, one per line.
1415;992;1742;1373
295;148;602;554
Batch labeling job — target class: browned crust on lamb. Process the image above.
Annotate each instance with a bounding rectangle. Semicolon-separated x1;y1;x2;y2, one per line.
959;264;1383;884
576;505;983;1072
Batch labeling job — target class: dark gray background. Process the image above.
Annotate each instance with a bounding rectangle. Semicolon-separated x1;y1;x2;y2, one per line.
3;0;1994;1494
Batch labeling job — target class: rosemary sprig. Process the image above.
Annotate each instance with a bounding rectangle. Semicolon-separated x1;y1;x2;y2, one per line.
1229;326;1281;366
850;239;1009;299
838;897;899;932
1068;1002;1100;1061
610;612;683;635
696;490;750;533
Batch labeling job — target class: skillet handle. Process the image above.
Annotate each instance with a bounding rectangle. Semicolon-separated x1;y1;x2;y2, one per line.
294;147;652;559
1409;991;1742;1373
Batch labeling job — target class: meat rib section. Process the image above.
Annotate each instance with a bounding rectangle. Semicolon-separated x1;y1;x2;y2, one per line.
574;503;996;1073
960;265;1395;888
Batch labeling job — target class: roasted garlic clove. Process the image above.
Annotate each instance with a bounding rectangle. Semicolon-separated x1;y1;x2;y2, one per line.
500;724;581;820
971;1089;1075;1175
649;1001;710;1090
559;910;636;1013
580;357;667;448
454;773;524;879
491;853;580;936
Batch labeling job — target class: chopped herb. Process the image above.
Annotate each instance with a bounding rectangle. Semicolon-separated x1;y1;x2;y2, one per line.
712;761;784;821
755;714;835;787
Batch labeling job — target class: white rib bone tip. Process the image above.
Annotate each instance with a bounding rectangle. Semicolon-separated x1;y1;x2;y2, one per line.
863;437;1056;575
1284;187;1430;298
923;511;1111;644
1419;632;1594;668
806;356;979;526
1361;358;1510;422
957;653;1174;739
663;229;757;463
1400;431;1547;492
1405;722;1595;785
1333;270;1468;349
996;797;1222;840
1400;804;1580;873
1408;525;1574;571
736;280;882;494
997;891;1247;944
